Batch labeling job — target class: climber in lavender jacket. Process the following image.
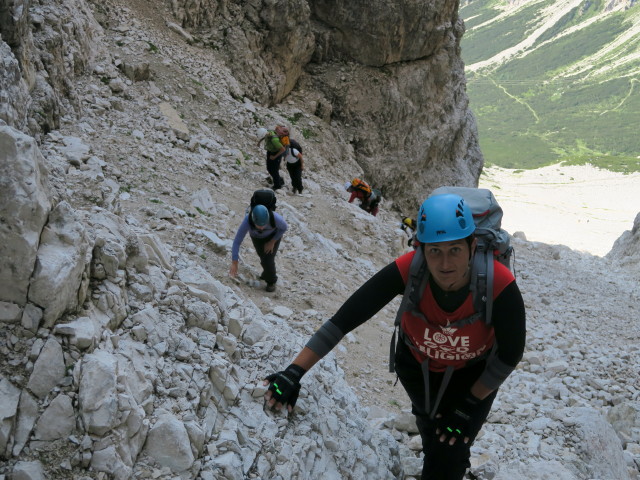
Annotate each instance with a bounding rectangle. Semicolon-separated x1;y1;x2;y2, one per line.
229;204;287;292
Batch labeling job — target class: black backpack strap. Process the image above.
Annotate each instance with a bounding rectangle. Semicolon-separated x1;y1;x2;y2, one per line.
429;365;455;419
290;139;302;152
422;358;431;414
389;330;398;373
247;206;255;228
470;239;490;325
485;252;494;324
396;332;454;418
389;250;429;372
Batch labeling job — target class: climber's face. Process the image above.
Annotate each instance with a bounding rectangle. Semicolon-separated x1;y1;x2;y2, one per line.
423;238;476;292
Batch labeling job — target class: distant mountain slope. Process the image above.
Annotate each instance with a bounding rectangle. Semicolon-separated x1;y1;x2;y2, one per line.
460;0;640;170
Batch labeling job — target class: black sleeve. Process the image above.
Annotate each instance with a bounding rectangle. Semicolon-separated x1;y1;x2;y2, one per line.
477;280;526;390
305;261;405;358
492;281;526;367
328;261;405;334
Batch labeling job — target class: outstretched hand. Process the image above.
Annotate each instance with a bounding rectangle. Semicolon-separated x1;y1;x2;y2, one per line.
229;261;238;277
263;364;306;413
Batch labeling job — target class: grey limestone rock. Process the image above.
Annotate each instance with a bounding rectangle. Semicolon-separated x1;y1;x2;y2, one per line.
608;402;640;445
26;337;66;399
608;212;640;268
78;350;118;436
33;393;75;441
0;126;51;307
0;41;30;130
53;316;100;350
0;376;21;458
21;304;43;332
11;460;46;480
90;445;132;480
12;390;38;457
144;413;195;473
28;201;91;326
0;301;22;323
494;461;579;480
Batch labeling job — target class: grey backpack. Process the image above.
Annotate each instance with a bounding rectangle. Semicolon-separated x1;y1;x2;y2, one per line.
433;186;513;320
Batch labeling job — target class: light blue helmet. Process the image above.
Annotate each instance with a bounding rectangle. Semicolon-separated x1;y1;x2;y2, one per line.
416;193;475;243
251;204;270;227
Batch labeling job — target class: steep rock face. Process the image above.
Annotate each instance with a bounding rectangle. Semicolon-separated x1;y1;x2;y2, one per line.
300;51;481;212
4;0;482;211
307;0;482;210
310;0;457;66
0;0;103;137
168;0;482;212
0;41;30;130
169;0;315;105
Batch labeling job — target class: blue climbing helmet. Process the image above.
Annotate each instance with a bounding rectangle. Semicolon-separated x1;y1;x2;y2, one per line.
251;204;270;228
416;193;475;243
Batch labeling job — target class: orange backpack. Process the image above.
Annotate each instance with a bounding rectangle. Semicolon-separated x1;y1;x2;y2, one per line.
351;178;372;195
275;125;290;146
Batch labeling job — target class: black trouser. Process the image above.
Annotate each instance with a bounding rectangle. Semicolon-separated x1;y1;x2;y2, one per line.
394;340;497;480
266;152;285;189
286;160;303;193
251;235;281;285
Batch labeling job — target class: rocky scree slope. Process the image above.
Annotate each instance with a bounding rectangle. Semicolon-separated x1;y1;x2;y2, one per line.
3;0;484;214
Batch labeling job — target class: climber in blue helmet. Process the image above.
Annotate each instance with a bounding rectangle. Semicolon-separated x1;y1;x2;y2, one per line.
262;191;526;480
230;192;288;293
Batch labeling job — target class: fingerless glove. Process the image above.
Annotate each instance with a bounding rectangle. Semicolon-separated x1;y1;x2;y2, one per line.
265;364;306;409
436;392;482;443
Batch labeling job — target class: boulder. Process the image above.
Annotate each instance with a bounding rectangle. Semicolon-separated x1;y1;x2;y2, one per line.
28;201;91;326
54;316;101;350
12;391;38;456
11;460;46;480
495;461;578;480
0;125;51;306
33;394;75;440
607;212;640;268
144;413;195;472
26;337;66;399
556;407;629;479
608;402;640;445
0;376;21;458
78;350;119;435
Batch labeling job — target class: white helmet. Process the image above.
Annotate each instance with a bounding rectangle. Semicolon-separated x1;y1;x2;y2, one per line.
256;127;268;139
344;181;352;191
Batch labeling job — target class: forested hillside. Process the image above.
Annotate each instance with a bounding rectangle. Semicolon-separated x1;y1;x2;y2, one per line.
460;0;640;170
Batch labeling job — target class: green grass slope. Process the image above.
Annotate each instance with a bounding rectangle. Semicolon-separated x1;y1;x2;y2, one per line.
460;0;640;172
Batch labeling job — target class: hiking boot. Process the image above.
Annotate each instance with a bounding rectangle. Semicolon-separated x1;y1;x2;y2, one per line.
266;283;276;292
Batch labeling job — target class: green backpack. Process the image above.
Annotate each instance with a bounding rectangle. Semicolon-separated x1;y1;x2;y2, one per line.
264;131;282;154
